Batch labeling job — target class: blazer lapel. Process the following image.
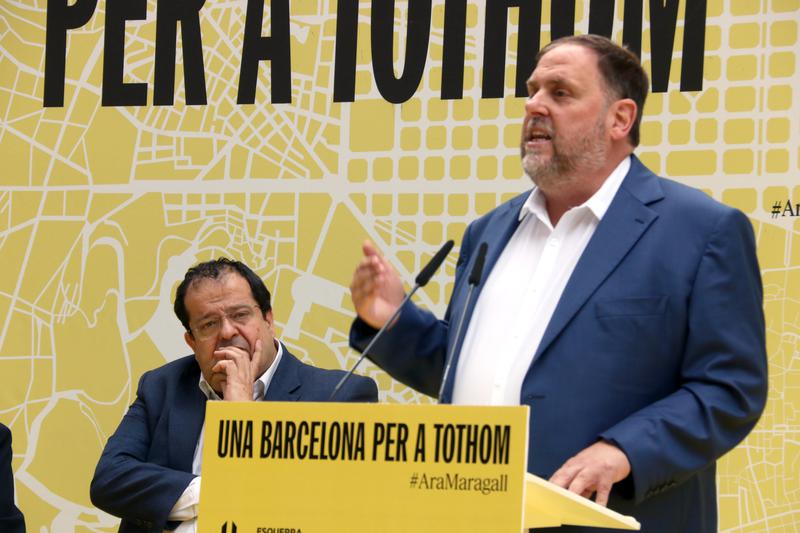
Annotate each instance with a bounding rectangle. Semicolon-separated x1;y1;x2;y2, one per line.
264;346;302;401
169;361;207;473
531;158;664;363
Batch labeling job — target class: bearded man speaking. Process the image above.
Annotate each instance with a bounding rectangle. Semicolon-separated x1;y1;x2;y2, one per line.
348;35;767;533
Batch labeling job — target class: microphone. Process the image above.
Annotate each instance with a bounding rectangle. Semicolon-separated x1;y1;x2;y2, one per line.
437;242;488;402
415;240;455;286
329;240;455;400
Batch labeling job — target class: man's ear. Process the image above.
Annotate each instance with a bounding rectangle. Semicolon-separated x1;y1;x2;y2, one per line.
263;309;275;331
608;98;637;142
184;330;196;352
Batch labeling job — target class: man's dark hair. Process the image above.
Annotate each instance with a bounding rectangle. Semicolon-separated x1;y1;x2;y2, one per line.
534;34;649;146
173;258;271;333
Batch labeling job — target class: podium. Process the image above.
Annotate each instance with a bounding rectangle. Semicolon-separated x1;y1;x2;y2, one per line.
524;473;639;529
198;402;639;532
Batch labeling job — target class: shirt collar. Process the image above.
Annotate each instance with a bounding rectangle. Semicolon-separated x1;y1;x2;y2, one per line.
198;338;284;401
519;156;631;223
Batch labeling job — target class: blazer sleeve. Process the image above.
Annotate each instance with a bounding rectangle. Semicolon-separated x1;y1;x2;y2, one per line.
90;371;196;532
335;373;380;403
600;207;768;502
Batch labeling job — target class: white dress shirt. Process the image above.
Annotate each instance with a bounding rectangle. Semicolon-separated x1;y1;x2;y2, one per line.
167;341;284;533
451;157;630;406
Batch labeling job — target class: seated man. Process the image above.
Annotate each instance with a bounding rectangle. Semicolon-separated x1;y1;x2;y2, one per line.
91;258;377;532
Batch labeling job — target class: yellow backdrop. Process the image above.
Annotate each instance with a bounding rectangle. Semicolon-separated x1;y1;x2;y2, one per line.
0;0;797;530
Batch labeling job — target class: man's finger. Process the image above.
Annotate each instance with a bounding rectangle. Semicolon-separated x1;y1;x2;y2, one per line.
595;481;613;507
566;471;594;498
212;359;233;374
362;241;392;277
362;239;380;258
250;338;263;374
550;441;630;507
351;266;375;293
549;465;577;489
351;259;381;298
215;344;249;360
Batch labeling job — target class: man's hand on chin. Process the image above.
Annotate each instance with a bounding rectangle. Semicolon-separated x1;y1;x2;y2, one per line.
212;338;263;401
548;440;631;507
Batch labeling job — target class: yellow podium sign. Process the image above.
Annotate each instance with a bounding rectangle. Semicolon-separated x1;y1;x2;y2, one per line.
198;402;528;533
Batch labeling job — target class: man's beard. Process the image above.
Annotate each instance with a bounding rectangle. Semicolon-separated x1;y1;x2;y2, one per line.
521;115;608;191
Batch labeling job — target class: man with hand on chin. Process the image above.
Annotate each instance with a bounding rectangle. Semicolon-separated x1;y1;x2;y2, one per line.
91;258;377;533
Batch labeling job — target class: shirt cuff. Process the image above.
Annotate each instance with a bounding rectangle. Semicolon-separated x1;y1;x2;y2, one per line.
168;476;201;521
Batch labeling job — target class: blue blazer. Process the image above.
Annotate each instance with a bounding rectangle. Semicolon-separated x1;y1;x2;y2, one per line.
90;346;377;533
351;156;768;532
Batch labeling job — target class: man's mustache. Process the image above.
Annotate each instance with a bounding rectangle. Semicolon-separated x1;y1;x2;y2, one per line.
217;336;250;352
525;117;555;137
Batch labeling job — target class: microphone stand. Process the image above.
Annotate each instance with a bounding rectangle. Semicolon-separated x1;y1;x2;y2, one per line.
437;242;488;403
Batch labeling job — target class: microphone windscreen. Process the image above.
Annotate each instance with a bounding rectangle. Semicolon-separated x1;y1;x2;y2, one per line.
468;242;488;286
414;240;454;287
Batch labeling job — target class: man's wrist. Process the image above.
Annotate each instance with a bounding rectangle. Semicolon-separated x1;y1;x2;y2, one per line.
168;476;201;520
